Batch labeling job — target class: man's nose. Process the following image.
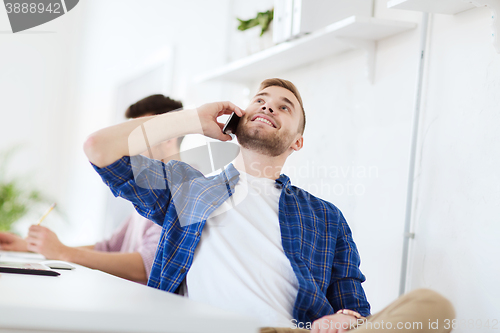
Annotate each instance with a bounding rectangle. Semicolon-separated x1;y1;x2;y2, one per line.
261;104;274;113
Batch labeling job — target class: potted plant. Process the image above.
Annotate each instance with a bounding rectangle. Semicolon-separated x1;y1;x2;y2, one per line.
236;9;274;55
0;148;46;232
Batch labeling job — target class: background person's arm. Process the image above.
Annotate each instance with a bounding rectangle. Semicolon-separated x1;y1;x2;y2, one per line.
76;245;96;250
83;102;244;168
0;232;28;252
0;232;96;256
64;250;147;283
26;225;147;283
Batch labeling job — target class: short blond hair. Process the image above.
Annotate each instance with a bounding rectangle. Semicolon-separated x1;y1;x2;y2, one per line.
258;78;306;134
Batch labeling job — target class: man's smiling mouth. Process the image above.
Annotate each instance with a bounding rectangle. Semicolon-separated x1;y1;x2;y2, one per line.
251;115;277;128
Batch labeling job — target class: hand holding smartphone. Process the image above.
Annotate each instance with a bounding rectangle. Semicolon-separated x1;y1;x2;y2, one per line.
222;112;241;135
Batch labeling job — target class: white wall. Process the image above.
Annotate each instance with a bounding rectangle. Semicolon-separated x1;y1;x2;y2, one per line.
0;1;85;235
407;6;500;326
1;0;498;329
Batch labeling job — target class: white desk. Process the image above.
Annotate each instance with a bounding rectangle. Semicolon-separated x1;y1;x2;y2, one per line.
0;251;259;333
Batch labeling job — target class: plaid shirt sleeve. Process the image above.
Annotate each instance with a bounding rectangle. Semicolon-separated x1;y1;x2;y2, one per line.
326;210;371;317
91;155;172;226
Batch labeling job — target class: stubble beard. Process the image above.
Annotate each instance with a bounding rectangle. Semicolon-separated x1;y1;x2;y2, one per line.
235;120;294;157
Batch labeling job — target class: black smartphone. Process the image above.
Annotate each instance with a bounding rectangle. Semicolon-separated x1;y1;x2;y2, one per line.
222;112;241;135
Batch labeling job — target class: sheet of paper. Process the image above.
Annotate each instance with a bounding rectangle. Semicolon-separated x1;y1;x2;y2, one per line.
0;250;46;262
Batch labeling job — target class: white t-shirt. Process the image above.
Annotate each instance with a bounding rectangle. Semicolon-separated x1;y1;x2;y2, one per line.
183;171;299;327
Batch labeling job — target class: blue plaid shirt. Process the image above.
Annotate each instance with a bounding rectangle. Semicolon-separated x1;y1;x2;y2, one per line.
92;155;370;324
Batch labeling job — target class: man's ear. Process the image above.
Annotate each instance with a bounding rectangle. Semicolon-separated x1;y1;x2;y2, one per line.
290;136;303;152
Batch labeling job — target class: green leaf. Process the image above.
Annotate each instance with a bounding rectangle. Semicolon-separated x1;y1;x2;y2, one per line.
0;146;50;231
236;8;274;36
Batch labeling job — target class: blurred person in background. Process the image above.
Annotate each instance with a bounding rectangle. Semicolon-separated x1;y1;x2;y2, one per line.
0;94;183;284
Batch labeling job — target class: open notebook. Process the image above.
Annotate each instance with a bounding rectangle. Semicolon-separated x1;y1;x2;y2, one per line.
0;250;46;261
0;262;60;276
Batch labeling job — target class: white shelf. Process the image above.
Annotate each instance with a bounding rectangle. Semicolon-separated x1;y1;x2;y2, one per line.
388;0;500;53
388;0;475;15
195;16;416;84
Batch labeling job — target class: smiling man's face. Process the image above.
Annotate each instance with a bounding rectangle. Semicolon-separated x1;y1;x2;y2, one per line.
235;85;303;157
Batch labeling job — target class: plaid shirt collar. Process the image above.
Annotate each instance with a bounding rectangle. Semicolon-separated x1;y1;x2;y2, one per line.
223;163;292;188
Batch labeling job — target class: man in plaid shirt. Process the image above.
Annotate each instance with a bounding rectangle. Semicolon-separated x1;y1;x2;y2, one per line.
85;78;454;332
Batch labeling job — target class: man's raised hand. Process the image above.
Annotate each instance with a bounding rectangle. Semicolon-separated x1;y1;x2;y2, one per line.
197;101;244;141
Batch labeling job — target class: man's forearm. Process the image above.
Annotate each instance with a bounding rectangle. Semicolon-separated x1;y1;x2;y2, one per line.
84;108;202;168
62;247;148;283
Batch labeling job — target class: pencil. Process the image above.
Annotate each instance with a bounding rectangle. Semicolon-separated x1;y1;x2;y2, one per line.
36;203;57;226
